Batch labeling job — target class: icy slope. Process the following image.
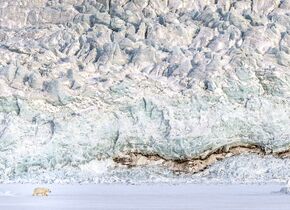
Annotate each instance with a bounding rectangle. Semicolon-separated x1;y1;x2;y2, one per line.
0;0;289;182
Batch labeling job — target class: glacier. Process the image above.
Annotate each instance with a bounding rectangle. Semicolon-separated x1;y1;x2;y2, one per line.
0;0;289;183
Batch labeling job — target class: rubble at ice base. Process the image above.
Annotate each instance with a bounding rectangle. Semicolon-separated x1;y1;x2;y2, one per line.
0;0;289;183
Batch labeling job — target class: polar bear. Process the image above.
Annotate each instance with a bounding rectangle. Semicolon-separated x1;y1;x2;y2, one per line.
32;187;51;196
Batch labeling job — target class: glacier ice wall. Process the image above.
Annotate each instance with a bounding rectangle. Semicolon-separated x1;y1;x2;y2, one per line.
0;0;289;182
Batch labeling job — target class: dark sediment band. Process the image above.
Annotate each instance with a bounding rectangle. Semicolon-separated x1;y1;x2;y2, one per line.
113;143;290;173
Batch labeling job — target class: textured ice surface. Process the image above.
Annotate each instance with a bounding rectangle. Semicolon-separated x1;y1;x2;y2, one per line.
2;154;290;184
0;0;289;182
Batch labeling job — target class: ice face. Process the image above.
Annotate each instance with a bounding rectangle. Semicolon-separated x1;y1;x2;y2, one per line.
0;0;289;183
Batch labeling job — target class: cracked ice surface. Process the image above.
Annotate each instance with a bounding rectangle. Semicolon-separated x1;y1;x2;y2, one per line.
0;0;289;183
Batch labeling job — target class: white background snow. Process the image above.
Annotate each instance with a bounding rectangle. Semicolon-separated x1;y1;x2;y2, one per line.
0;184;290;210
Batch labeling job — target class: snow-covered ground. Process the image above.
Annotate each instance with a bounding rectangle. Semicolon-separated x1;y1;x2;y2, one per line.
0;184;289;210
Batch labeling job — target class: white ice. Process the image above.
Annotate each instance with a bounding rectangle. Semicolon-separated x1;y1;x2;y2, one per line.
0;184;289;210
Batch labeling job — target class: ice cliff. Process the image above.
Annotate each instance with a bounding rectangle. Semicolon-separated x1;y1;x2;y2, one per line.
0;0;289;183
